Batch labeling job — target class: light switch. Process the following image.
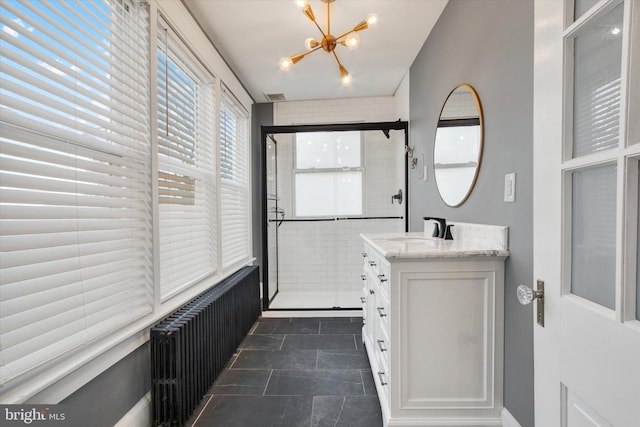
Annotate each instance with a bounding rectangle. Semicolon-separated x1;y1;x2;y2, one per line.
504;173;516;202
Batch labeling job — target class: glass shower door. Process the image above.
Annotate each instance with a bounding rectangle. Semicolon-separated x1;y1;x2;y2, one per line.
265;135;280;304
264;124;407;311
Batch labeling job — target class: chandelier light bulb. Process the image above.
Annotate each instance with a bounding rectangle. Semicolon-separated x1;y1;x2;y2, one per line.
295;0;308;8
366;13;378;26
279;57;293;71
342;33;360;49
339;65;352;86
305;38;320;50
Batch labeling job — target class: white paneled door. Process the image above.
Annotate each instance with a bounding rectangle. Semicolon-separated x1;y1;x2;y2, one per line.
533;0;640;426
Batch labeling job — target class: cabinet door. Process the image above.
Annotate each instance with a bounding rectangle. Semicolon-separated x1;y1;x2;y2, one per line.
393;268;501;413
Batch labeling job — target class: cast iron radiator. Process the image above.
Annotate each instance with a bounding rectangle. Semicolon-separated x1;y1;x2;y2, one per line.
150;265;261;426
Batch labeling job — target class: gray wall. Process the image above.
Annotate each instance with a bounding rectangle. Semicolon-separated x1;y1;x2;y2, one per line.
61;343;150;427
409;1;534;426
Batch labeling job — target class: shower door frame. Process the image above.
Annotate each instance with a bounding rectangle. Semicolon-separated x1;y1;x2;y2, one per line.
260;121;410;311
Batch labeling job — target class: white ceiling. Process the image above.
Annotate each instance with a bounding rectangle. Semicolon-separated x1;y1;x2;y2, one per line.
183;0;448;103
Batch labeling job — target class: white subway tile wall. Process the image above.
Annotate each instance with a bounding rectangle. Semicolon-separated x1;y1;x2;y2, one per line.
274;96;396;125
272;97;404;294
276;219;402;292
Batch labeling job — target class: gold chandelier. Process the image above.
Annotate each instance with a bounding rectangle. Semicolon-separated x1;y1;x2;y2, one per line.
278;0;377;86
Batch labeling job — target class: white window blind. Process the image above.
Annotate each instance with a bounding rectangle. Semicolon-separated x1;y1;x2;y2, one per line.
157;22;217;298
0;0;151;386
220;86;250;269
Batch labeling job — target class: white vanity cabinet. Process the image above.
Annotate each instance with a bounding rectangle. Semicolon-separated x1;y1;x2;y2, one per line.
361;229;508;427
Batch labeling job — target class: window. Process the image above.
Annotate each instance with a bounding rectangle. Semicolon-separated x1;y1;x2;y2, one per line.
157;22;217;298
0;0;151;385
0;0;253;395
294;131;363;217
220;86;250;269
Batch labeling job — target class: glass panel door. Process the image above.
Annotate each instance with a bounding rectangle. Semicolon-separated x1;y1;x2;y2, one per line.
533;1;640;424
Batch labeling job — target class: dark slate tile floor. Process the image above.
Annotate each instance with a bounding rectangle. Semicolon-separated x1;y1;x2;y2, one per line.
188;317;382;427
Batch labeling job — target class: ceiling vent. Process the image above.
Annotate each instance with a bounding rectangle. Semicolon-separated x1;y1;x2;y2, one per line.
264;93;287;102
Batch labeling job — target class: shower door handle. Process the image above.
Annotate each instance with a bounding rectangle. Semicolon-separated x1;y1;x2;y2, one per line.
391;189;403;204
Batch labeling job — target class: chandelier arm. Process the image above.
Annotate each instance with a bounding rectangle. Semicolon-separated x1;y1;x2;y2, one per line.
335;27;361;42
331;49;342;67
288;45;324;63
302;45;324;56
326;0;331;37
311;20;327;38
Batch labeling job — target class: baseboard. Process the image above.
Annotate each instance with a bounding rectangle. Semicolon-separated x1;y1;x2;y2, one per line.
115;392;151;427
502;408;523;427
262;310;362;317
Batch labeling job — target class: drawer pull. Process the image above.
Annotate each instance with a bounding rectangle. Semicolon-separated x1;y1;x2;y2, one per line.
377;307;387;317
369;289;375;295
362;252;368;257
377;274;387;282
368;260;377;267
361;274;367;281
378;371;388;386
377;339;387;352
360;296;366;303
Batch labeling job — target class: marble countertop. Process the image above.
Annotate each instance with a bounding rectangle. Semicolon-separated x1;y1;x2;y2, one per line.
362;223;509;259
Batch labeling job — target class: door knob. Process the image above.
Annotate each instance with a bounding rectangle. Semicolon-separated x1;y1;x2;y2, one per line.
517;280;544;327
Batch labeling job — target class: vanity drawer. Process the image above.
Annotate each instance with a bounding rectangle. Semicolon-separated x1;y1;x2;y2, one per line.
375;291;390;331
376;260;390;297
360;286;367;317
363;245;390;296
363;244;381;274
375;322;390;369
375;347;390;398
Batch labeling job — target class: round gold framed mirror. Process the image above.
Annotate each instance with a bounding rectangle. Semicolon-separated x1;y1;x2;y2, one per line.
433;83;484;207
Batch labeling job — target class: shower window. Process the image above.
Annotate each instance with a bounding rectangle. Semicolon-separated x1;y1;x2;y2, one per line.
294;131;363;217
